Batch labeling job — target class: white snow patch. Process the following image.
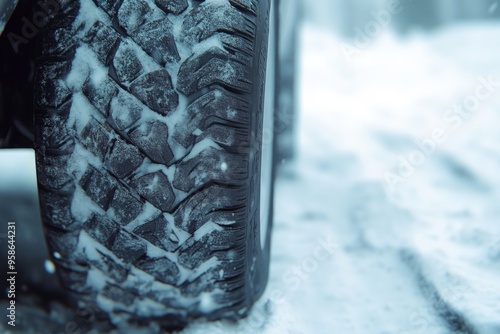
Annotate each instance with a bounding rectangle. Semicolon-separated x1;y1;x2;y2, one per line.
66;45;107;90
146;243;167;259
67;93;100;135
192;35;224;56
163;213;191;245
74;0;112;32
44;260;56;274
123;202;161;232
215;220;236;226
193;221;223;241
187;257;220;283
86;267;108;291
183;138;221;162
71;186;104;223
198;291;220;314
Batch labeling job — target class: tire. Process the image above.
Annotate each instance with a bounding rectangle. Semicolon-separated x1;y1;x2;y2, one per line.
275;0;300;162
34;0;275;329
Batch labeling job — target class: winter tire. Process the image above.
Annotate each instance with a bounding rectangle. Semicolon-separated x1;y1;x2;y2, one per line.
34;0;276;329
275;0;300;161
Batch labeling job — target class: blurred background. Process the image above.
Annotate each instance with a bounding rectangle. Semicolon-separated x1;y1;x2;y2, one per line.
1;0;500;333
308;0;500;35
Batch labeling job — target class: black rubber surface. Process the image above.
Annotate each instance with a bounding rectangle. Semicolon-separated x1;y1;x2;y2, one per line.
34;0;274;329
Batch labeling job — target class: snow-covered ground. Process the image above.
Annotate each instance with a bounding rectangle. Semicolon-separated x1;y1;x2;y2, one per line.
200;22;500;334
2;20;500;334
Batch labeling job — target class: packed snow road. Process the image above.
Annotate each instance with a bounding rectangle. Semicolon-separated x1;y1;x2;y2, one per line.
1;21;500;334
214;22;500;334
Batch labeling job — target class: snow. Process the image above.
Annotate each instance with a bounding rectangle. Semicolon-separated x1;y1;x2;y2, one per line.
44;260;56;274
193;221;223;241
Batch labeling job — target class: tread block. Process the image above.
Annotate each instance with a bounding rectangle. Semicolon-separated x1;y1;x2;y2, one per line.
136;256;180;285
39;190;75;231
105;139;144;179
110;92;142;131
82;77;118;117
177;47;250;96
103;284;135;306
117;0;150;34
113;44;143;84
37;155;73;190
42;26;76;57
42;0;80;29
131;19;180;65
83;214;120;249
131;171;175;212
129;121;174;165
44;229;81;262
133;216;181;253
36;62;71;109
173;90;249;148
181;1;252;44
35;108;74;152
79;166;117;211
92;251;129;283
92;0;124;18
84;21;121;66
130;70;178;116
111;229;147;263
79;119;112;160
173;185;243;234
109;186;143;225
229;0;257;14
219;33;253;64
173;146;245;193
57;264;90;293
200;124;240;147
155;0;188;15
178;229;237;270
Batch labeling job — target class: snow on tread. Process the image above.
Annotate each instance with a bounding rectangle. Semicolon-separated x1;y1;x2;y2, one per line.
34;0;267;327
82;77;118;117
